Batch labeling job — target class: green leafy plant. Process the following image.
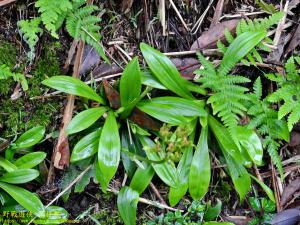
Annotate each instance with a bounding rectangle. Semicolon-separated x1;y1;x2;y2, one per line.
217;12;283;65
0;64;28;92
18;17;43;62
147;200;233;225
18;0;108;62
0;126;69;224
266;56;300;131
41;14;282;224
246;77;289;178
35;0;72;38
248;196;275;225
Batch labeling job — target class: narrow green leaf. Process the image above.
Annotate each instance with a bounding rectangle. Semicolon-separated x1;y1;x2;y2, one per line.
219;31;266;76
0;169;39;184
189;125;210;200
71;129;102;162
120;57;141;108
15;126;45;149
250;175;275;202
236;126;263;166
208;115;244;162
117;186;139;225
14;152;46;169
66;107;106;134
139;136;179;188
34;206;69;224
130;162;154;194
42;76;104;103
169;121;196;206
223;153;251;201
137;97;206;125
0;157;18;172
98;111;120;192
140;43;194;99
0;182;45;217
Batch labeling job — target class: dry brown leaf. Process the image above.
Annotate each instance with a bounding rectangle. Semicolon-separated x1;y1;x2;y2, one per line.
269;208;300;225
171;58;200;80
190;19;240;51
280;178;300;207
286;23;300;55
121;0;134;13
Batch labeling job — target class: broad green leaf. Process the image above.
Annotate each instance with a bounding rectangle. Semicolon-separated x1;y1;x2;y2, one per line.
71;129;102;162
15;126;45;149
208;115;244;162
42;76;104;103
250;175;275;202
141;71;167;90
139;136;179;188
98;111;120;192
137;97;206;125
0;169;39;184
66;107;106;134
189;125;210;200
14;152;46;169
142;71;206;95
204;199;222;221
117;186;139;225
223;153;251;201
169;184;187;207
0;182;45;217
140;43;194;99
236;126;263;166
120;57;141;115
0;157;17;172
34;206;69;224
218;31;266;76
130;162;154;194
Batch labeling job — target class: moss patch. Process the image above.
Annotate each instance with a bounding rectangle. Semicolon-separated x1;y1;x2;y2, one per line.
0;41;62;137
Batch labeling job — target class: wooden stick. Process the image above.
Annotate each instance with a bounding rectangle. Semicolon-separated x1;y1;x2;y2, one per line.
159;0;167;36
169;0;189;31
273;1;289;47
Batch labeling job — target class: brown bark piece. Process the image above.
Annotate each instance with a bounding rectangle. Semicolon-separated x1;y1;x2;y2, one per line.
190;19;240;51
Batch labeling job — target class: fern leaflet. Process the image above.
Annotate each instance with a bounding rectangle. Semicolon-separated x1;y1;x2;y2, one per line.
247;77;289;178
267;56;300;130
35;0;73;38
18;18;43;62
195;52;250;147
0;64;28;91
66;5;109;63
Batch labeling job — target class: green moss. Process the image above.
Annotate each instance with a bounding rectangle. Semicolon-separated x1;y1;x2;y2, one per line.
0;42;62;137
0;41;17;95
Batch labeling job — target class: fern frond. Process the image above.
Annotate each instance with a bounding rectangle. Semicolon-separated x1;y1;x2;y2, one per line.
0;64;28;91
66;4;109;63
18;18;43;61
266;56;300;130
35;0;73;38
246;77;288;179
265;137;283;178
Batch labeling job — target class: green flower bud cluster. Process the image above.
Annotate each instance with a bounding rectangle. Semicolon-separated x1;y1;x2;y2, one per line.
151;124;193;163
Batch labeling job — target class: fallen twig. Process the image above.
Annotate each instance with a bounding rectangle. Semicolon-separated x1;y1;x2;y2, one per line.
169;0;189;31
273;1;289;47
